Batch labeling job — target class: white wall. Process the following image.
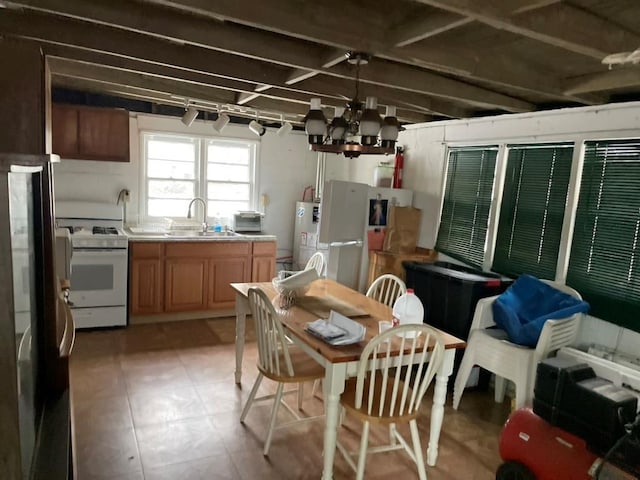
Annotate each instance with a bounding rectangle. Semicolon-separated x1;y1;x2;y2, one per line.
348;102;640;357
54;112;318;261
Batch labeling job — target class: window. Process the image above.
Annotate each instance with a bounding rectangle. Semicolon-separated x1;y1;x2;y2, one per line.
436;147;498;269
566;139;640;332
492;144;573;279
142;133;256;222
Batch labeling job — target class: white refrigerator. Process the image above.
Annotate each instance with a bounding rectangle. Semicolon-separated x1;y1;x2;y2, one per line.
297;180;413;291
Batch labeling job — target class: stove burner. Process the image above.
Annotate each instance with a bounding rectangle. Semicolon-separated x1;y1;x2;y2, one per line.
92;226;119;235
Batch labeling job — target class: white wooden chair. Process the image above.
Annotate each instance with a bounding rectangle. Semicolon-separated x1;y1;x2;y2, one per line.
453;281;583;411
240;287;324;456
305;251;325;276
366;273;407;307
336;324;445;480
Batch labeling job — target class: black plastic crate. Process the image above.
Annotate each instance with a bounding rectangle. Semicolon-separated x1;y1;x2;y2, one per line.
402;260;513;340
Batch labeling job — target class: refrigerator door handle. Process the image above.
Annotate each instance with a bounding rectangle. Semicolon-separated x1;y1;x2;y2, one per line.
329;240;363;247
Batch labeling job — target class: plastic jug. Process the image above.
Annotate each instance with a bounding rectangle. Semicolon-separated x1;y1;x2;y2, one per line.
392;288;424;337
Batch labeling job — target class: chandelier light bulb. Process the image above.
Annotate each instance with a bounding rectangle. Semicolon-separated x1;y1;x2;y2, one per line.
380;105;400;148
359;96;382;146
329;106;348;145
303;98;327;145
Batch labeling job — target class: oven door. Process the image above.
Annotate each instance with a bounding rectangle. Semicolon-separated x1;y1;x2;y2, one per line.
68;248;127;308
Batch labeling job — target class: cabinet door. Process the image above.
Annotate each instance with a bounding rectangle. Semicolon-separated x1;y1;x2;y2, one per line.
209;256;251;308
130;258;163;314
164;258;208;312
252;256;276;282
78;108;129;162
51;104;79;157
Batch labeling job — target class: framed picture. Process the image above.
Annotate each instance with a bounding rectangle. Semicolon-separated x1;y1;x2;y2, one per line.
368;198;388;226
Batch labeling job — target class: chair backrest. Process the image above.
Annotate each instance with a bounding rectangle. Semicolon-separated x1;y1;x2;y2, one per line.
248;287;294;377
305;252;325;276
353;324;445;418
535;280;583;358
366;274;407;307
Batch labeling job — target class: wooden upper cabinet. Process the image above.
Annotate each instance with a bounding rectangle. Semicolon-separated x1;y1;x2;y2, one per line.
52;103;130;162
51;104;79;157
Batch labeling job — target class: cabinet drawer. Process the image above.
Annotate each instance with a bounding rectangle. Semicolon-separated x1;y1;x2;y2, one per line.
165;241;250;258
130;242;163;258
252;241;276;256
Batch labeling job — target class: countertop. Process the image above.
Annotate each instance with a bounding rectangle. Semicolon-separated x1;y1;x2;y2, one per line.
125;228;276;242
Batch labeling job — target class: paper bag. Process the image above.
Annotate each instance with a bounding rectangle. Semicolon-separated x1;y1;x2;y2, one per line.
383;206;421;253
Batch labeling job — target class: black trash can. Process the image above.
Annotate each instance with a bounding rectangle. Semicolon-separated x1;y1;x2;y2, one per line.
403;260;513;387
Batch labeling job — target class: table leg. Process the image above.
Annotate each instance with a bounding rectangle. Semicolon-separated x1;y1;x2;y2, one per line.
426;348;455;466
234;293;249;385
322;363;347;480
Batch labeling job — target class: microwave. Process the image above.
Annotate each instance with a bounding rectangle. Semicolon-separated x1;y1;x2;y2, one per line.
233;211;263;233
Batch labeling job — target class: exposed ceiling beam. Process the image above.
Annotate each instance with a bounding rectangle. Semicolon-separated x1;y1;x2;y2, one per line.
41;44;438;121
564;67;640;95
285;68;318;85
4;0;567;106
412;0;640;59
236;92;261;105
0;9;531;113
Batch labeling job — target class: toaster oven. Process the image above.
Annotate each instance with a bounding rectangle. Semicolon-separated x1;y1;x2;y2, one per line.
233;211;264;233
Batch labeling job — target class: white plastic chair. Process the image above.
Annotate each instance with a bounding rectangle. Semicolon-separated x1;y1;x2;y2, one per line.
240;288;324;455
366;273;407;308
305;251;325;276
452;280;583;411
336;324;445;480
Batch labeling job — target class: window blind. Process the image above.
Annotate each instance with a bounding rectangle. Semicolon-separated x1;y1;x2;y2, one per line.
566;139;640;332
492;144;573;279
436;147;498;269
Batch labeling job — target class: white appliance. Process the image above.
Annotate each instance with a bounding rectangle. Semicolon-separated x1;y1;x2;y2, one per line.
296;181;414;291
293;201;321;269
233;211;264;233
55;201;128;328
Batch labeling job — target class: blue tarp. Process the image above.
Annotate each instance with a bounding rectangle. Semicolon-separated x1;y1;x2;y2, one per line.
492;275;590;347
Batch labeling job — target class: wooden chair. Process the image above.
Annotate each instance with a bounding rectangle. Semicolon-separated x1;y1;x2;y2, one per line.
336;324;445;480
240;287;325;456
305;251;325;276
366;273;407;307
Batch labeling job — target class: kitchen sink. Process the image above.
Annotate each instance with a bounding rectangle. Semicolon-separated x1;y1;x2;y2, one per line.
163;230;243;238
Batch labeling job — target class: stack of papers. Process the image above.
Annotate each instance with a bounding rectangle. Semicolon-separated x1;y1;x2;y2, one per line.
306;310;366;346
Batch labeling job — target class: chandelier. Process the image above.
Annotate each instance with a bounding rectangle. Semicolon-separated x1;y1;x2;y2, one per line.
303;52;401;158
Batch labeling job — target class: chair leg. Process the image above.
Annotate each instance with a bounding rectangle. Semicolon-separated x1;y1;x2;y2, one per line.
453;351;474;409
297;382;304;410
494;375;506;404
240;373;263;423
355;420;370;480
389;423;397;446
514;376;528;410
311;378;322;399
409;419;427;480
264;382;284;456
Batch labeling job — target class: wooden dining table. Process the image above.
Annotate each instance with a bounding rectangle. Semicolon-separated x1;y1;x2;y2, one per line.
231;279;466;480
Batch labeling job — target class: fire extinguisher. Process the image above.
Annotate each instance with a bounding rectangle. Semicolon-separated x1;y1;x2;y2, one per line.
393;146;404;189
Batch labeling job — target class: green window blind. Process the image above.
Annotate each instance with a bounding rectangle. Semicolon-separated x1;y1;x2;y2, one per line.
566;139;640;332
492;144;573;279
436;147;498;269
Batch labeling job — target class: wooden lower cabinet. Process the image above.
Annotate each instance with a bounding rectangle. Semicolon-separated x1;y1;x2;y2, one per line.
130;240;273;315
165;258;208;312
129;242;164;315
251;241;276;282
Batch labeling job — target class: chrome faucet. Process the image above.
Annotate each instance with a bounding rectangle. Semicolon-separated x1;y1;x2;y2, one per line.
187;197;208;232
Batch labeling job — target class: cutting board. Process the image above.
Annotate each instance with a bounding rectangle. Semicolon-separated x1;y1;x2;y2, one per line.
296;294;367;319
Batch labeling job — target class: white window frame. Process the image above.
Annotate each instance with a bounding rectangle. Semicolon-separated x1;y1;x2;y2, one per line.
139;131;258;224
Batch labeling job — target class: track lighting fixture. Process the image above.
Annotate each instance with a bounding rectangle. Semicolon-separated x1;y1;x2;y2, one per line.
181;106;199;127
249;119;266;137
212;112;230;133
277;115;293;137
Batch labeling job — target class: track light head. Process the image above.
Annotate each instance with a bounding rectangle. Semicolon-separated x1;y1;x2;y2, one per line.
249;119;266;136
212;112;230;133
181;106;199;126
277;121;293;137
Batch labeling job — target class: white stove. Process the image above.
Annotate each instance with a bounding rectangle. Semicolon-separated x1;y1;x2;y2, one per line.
56;201;128;329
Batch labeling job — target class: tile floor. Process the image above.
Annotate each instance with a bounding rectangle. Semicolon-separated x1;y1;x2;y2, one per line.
70;318;511;480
